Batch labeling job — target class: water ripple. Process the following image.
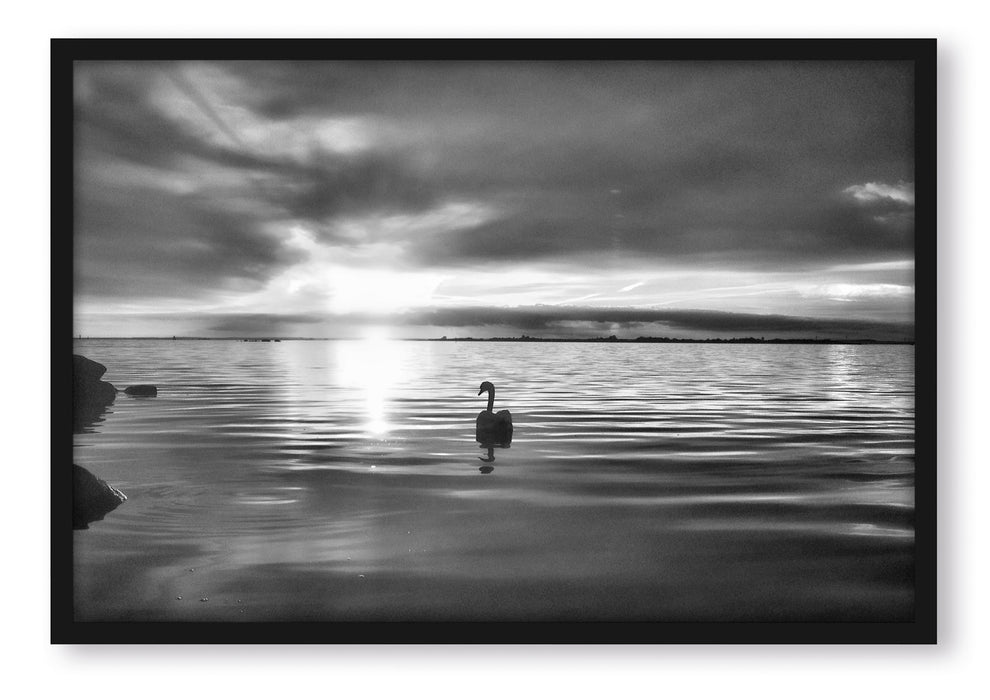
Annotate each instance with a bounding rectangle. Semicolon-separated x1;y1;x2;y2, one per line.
72;339;915;622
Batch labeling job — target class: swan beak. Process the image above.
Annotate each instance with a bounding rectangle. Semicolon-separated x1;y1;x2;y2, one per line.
477;387;483;395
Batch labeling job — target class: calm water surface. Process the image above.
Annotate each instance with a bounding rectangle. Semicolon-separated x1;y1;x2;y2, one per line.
72;339;915;621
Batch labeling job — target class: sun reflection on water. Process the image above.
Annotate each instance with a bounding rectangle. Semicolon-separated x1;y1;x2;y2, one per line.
335;329;407;437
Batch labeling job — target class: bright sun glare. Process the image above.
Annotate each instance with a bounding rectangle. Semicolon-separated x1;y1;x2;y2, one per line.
330;267;443;315
335;330;406;436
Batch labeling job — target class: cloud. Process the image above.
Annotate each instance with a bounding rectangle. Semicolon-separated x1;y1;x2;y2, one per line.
843;181;915;205
78;62;915;262
839;181;915;237
825;260;914;273
801;283;914;301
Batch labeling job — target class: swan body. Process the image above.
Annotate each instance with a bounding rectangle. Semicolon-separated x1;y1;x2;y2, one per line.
476;381;513;446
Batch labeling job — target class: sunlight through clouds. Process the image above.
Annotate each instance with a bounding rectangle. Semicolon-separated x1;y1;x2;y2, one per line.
329;268;445;315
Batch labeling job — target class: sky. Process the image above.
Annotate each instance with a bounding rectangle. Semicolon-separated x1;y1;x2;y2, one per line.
73;60;915;340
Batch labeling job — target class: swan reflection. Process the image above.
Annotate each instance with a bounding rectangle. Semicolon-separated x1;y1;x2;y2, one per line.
479;446;496;463
478;446;496;474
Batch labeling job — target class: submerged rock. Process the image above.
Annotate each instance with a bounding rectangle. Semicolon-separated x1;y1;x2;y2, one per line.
124;384;157;397
73;464;126;530
73;354;117;431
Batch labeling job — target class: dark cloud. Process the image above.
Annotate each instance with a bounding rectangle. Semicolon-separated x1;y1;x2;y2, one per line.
274;152;441;223
101;306;914;340
75;176;307;299
76;69;441;221
397;306;912;340
92;305;912;341
409;187;913;269
203;312;329;334
77;66;278;177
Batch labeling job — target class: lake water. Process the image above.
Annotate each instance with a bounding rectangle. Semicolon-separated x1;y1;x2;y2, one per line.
72;339;915;622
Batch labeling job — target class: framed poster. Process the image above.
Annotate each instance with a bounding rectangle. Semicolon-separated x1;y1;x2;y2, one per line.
52;38;935;643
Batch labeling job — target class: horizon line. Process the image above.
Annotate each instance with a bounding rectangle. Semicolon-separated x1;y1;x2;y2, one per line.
72;335;916;344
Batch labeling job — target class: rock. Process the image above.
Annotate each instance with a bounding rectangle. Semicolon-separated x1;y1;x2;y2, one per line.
124;385;157;397
73;355;117;431
73;464;126;529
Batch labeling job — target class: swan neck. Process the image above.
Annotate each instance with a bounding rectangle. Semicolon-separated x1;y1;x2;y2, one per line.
486;387;494;413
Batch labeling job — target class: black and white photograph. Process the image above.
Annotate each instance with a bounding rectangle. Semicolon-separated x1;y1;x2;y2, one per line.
55;40;935;643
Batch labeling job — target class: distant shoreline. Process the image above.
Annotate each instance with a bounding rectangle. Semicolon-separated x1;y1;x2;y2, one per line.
74;336;915;345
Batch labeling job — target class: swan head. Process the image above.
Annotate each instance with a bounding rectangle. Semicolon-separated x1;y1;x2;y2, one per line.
478;381;495;396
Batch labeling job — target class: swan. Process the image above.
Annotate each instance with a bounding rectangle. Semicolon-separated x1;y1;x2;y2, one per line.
476;381;513;446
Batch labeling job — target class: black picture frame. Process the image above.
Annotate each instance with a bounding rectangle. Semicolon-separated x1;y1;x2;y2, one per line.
52;38;936;644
